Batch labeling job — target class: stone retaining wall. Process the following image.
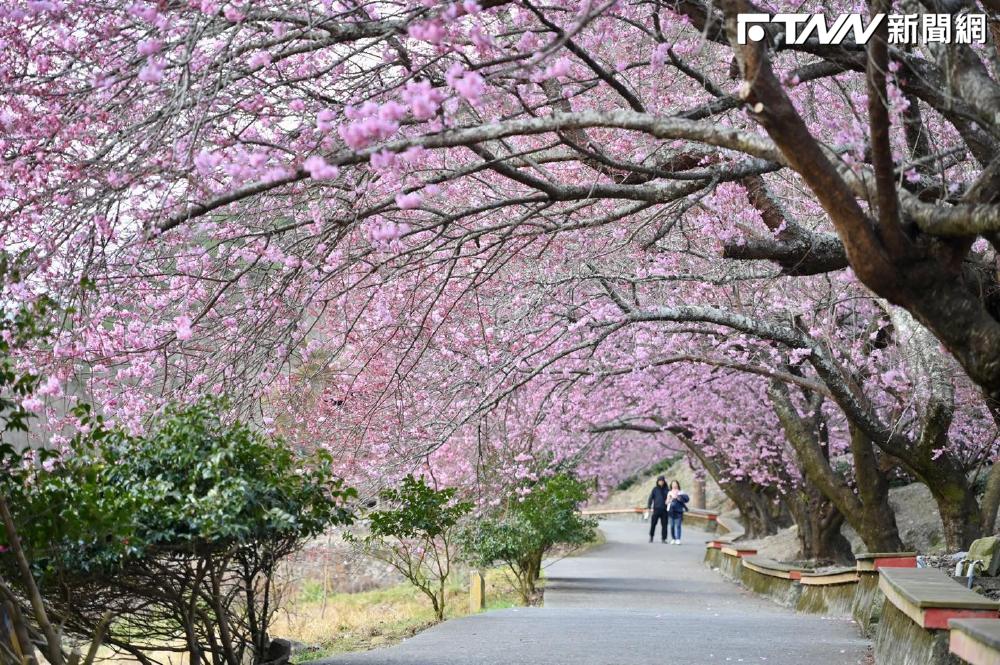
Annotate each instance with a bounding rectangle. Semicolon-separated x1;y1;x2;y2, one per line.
707;547;855;614
739;557;802;607
701;543;1000;664
949;618;1000;665
795;569;858;616
852;571;884;637
874;599;960;665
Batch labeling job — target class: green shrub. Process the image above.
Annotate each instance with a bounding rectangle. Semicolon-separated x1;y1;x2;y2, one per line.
461;472;597;603
352;475;472;620
2;400;355;665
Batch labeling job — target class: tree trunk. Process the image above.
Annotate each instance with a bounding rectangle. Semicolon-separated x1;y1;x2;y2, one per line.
785;487;854;564
725;4;1000;408
692;476;706;510
429;591;442;621
848;424;906;552
979;462;1000;535
722;482;789;539
521;552;543;597
529;551;542;582
929;475;982;550
688;457;707;509
0;496;64;665
768;381;904;553
680;436;789;538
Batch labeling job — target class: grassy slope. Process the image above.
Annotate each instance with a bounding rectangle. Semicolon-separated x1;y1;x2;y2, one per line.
278;568;524;662
278;528;612;661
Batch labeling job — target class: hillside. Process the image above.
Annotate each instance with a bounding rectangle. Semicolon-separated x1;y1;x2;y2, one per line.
592;458;732;513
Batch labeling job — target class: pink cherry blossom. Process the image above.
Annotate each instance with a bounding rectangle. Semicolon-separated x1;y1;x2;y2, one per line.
303;155;339;180
395;192;422;209
21;396;43;412
137;57;165;83
316;109;336;132
137;39;162;56
223;4;244;22
38;376;63;398
174;315;193;341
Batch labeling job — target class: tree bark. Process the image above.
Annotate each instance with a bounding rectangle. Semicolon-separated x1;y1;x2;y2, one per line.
925;467;982;550
848;424;906;552
785;486;854;564
722;0;1000;407
682;436;789;538
692;476;706;510
980;462;1000;535
688;456;707;509
767;381;904;553
719;480;789;539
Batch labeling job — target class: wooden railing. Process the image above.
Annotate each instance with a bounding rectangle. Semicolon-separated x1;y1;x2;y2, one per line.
580;506;719;521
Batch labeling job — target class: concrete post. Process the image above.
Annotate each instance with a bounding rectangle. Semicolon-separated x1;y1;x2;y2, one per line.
692;476;706;510
470;571;486;612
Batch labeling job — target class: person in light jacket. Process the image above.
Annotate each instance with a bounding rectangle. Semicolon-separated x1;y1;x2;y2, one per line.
646;476;670;543
666;480;689;544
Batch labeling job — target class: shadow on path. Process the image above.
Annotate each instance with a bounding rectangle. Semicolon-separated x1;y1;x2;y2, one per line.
315;520;869;665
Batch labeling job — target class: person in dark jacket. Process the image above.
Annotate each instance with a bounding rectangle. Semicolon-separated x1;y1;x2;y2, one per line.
646;476;670;543
666;480;689;544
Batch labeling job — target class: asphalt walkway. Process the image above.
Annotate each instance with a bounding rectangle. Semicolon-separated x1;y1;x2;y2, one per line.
316;519;870;665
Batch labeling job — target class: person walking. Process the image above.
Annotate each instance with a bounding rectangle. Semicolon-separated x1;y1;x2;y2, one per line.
646;476;670;543
666;480;689;544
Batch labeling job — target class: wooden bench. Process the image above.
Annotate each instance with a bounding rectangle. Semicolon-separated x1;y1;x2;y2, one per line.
856;552;918;571
742;556;809;580
687;508;719;521
738;556;808;607
873;568;999;664
799;566;858;586
949;618;1000;665
720;545;757;558
878;567;999;629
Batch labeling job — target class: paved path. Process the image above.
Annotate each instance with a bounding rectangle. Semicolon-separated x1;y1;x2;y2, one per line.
317;520;870;665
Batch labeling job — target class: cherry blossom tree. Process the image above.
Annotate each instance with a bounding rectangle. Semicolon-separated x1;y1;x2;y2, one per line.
5;0;1000;400
6;0;1000;557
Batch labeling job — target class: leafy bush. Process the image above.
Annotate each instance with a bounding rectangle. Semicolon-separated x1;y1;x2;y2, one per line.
352;475;472;620
0;255;119;665
461;472;597;603
2;401;355;665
